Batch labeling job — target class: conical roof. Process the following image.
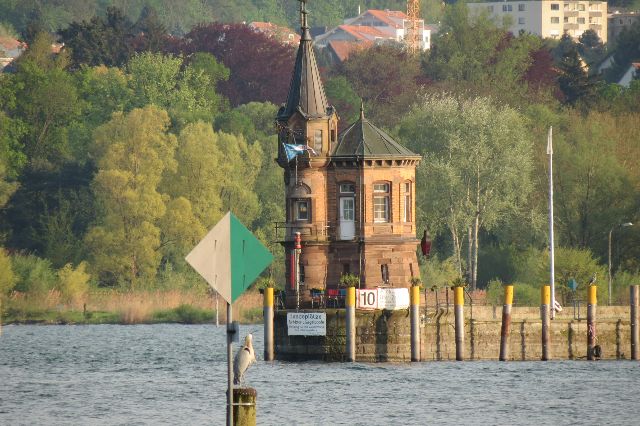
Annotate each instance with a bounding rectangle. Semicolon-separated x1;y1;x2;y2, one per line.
332;106;420;159
277;2;330;120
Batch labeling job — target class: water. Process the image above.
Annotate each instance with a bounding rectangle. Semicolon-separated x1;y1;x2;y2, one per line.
1;324;639;426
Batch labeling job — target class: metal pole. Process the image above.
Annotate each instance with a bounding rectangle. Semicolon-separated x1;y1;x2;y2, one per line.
226;303;233;426
216;292;219;327
264;287;274;361
587;285;597;360
547;127;556;320
631;285;639;360
541;285;550;361
499;285;514;361
608;228;613;306
410;286;420;362
345;287;356;362
454;286;464;361
295;232;301;311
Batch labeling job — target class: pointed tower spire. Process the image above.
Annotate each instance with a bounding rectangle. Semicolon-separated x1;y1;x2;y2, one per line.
360;99;365;120
278;0;329;120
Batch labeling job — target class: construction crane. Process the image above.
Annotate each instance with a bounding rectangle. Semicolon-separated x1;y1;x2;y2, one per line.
406;0;421;54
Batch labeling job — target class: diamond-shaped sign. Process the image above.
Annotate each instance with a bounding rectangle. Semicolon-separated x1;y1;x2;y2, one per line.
186;212;273;304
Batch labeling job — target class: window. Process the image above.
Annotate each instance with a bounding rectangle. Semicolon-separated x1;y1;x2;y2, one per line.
518;17;525;25
518;3;526;11
314;130;323;153
294;199;309;221
381;264;389;284
551;17;560;23
488;5;494;12
578;3;585;11
551;3;559;10
331;128;336;142
340;183;355;193
578;17;585;24
403;182;412;222
343;263;350;275
564;16;570;23
373;182;390;223
502;4;512;11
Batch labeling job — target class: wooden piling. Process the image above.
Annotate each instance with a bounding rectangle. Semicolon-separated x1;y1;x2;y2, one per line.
410;286;421;362
263;287;274;361
233;387;257;426
345;287;356;362
499;285;514;361
454;286;464;361
541;285;550;361
631;285;639;361
587;285;597;360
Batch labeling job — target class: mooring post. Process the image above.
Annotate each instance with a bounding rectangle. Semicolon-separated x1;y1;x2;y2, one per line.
541;285;550;361
410;285;421;362
263;287;274;361
233;387;257;426
631;285;639;361
587;285;597;360
454;286;464;361
346;286;356;362
499;285;514;361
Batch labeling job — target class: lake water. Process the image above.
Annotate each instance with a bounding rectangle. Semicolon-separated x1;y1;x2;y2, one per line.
1;324;639;425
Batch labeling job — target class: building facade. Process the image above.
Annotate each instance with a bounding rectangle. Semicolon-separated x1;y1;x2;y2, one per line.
467;0;608;43
608;11;640;43
275;2;422;308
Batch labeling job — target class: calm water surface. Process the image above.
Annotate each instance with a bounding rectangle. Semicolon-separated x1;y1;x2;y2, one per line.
1;324;639;425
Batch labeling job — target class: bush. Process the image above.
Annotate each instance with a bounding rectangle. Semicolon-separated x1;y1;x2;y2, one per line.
11;254;57;296
0;248;16;298
486;279;504;305
513;282;542;306
57;262;91;306
421;255;460;290
153;304;212;324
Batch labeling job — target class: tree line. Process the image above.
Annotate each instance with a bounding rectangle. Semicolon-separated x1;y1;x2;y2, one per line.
0;3;639;307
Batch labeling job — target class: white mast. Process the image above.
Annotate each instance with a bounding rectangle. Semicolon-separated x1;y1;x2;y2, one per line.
547;127;556;319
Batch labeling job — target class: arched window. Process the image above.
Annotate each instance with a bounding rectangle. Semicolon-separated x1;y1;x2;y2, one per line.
373;182;390;223
290;183;311;222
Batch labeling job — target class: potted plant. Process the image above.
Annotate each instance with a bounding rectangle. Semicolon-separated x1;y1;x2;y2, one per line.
339;273;360;288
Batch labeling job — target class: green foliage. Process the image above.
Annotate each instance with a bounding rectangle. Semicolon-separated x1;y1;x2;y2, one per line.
324;76;360;126
485;279;503;306
152;304;213;324
56;262;91;305
339;273;359;288
421;256;460;289
0;247;16;297
513;282;542;306
11;254;57;295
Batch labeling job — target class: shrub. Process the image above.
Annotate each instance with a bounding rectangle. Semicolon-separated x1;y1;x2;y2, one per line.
486;279;504;305
420;256;460;290
11;254;57;296
339;273;359;288
57;262;91;306
0;248;16;298
513;282;542;306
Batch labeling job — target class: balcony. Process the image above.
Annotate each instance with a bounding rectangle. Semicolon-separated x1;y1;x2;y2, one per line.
589;11;602;17
589;23;602;30
275;221;331;242
564;11;579;17
564;23;579;29
274;221;417;242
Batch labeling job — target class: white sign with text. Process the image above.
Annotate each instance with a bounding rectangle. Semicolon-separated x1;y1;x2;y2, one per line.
356;288;410;310
287;312;327;336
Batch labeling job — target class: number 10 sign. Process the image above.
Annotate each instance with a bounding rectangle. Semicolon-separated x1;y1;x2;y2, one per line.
356;288;410;310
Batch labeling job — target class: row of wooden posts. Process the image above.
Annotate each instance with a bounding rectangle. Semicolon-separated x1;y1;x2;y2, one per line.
262;285;640;362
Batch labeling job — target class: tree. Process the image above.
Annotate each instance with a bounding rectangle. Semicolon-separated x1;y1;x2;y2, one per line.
397;94;534;290
557;38;599;106
179;23;295;106
57;261;91;306
324;76;360;129
0;247;16;298
86;106;177;286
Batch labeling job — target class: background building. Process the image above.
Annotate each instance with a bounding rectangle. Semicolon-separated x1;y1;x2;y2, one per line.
467;0;608;43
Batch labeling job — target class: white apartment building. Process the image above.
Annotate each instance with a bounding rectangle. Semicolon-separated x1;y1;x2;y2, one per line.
467;1;608;43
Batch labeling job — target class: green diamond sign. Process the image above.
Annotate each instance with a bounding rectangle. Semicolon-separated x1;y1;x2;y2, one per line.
186;212;273;304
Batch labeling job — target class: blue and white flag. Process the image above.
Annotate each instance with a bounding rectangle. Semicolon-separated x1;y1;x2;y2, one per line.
283;144;318;161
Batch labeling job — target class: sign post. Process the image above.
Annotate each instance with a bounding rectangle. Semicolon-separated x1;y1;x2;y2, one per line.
186;212;273;426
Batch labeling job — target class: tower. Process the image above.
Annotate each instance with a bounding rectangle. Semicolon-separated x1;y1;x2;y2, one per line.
276;0;422;308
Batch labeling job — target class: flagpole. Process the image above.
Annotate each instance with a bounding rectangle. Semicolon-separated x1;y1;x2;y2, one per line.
548;127;556;320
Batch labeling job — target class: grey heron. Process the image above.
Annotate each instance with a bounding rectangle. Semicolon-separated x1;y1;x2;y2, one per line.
233;333;256;385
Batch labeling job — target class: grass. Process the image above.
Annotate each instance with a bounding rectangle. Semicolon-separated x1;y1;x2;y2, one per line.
1;288;265;325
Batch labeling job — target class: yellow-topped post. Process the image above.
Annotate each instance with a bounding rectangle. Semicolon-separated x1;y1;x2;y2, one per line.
263;287;274;361
410;286;421;362
587;285;597;360
454;286;464;361
346;287;356;362
541;285;550;361
499;285;514;361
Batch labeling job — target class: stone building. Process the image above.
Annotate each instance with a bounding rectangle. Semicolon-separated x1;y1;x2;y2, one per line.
275;1;421;307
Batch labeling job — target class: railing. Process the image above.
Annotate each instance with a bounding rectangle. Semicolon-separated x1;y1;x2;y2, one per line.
275;221;417;242
274;221;332;241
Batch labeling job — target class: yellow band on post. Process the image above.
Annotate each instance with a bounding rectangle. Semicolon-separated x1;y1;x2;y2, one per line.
410;286;420;306
541;285;550;305
263;287;274;307
454;286;464;306
504;285;514;305
588;285;597;305
346;287;356;307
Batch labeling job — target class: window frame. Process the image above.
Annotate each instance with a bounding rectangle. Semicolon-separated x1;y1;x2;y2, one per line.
403;181;412;223
314;129;323;153
551;3;560;10
293;198;310;221
373;182;391;223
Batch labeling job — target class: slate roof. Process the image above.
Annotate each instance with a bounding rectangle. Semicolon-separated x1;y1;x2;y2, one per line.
332;108;420;159
277;15;330;120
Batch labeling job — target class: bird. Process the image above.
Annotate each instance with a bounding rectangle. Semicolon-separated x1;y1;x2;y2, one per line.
233;333;256;385
588;273;597;286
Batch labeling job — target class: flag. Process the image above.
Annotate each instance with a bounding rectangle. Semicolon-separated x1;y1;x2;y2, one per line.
283;143;318;161
546;126;553;155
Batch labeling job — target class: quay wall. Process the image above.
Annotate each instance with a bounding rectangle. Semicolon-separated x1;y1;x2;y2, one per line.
273;306;632;362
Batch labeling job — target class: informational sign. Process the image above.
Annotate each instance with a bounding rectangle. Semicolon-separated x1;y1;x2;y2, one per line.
185;211;273;304
356;288;410;310
287;312;327;336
